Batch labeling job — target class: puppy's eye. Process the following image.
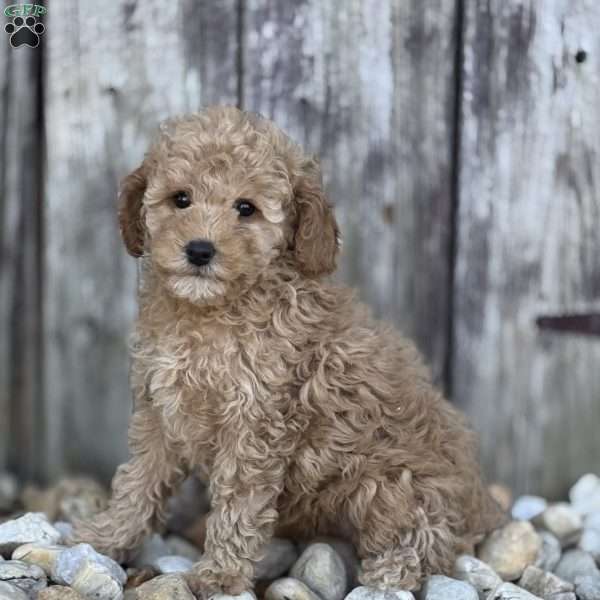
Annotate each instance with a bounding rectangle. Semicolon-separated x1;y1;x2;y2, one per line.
234;199;256;217
173;191;191;209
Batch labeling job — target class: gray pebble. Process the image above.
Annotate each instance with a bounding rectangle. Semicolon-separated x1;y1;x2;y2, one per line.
0;581;28;600
151;555;194;574
420;575;478;600
512;496;548;521
12;543;64;575
533;504;582;548
265;577;323;600
298;539;359;588
580;528;600;562
534;532;562;572
453;555;501;600
487;582;541;599
0;560;47;597
70;560;124;600
211;593;256;600
575;572;600;600
554;549;598;583
52;543;126;585
256;538;298;580
518;565;573;596
0;514;61;555
344;586;414;600
291;543;347;600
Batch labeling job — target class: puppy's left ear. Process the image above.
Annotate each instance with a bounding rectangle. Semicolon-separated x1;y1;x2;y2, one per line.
118;164;147;257
293;158;340;277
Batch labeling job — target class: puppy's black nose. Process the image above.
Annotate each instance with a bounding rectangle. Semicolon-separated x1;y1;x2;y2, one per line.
185;239;216;266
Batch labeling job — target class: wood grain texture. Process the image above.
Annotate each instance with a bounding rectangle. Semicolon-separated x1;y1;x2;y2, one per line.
43;0;238;481
454;0;600;496
242;0;458;384
0;37;43;478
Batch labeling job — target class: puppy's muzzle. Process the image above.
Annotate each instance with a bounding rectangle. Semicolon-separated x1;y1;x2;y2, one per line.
185;239;216;267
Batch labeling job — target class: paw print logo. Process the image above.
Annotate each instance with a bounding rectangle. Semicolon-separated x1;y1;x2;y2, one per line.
5;15;45;48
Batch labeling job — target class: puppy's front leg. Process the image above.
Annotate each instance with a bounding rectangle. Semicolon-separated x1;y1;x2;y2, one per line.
70;405;186;561
186;432;285;598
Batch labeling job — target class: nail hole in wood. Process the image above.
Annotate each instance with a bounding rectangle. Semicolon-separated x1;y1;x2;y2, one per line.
575;49;587;64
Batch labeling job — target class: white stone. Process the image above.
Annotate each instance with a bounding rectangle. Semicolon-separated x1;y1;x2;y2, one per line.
12;543;64;575
511;496;548;521
0;560;47;596
585;512;600;531
519;565;574;597
570;475;600;516
421;575;478;600
0;581;28;600
124;574;194;600
534;532;562;572
554;550;598;583
52;543;126;586
211;593;256;600
265;578;322;600
291;543;347;600
453;555;502;600
70;560;124;600
477;521;541;580
533;504;583;547
0;514;61;554
575;572;600;600
580;528;600;562
344;586;415;600
488;582;542;599
152;555;194;574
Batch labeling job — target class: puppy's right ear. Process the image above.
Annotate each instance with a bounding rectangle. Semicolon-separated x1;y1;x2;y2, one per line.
118;164;147;257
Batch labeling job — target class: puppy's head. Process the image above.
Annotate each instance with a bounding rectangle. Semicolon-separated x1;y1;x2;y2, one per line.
119;107;339;305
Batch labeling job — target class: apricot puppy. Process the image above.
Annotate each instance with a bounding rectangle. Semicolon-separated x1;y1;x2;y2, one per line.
72;106;504;596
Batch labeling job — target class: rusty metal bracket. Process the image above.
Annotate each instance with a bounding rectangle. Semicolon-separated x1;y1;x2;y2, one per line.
536;313;600;337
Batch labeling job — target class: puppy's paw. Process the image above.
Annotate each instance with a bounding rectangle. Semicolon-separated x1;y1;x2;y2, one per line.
186;558;251;599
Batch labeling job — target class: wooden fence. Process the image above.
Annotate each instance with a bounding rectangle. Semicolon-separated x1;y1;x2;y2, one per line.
1;0;599;498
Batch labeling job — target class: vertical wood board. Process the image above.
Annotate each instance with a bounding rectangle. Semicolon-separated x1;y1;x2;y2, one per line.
454;0;600;496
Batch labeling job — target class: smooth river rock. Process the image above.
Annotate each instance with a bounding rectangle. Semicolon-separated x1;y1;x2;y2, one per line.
0;514;61;555
421;575;478;600
533;504;583;548
291;543;347;600
453;555;502;599
477;521;541;580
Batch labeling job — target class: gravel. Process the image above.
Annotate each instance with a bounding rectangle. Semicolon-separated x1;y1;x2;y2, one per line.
1;472;599;600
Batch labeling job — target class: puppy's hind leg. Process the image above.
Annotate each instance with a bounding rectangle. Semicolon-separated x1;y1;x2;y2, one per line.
351;476;459;591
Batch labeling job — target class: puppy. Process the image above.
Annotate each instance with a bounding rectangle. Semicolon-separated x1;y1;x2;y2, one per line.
72;106;504;596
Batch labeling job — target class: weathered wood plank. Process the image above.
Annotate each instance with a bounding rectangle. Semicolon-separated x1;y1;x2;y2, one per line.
242;0;458;385
43;0;238;481
454;0;600;496
0;36;43;478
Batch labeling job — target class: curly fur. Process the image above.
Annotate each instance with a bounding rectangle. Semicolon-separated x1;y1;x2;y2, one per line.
72;106;504;596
